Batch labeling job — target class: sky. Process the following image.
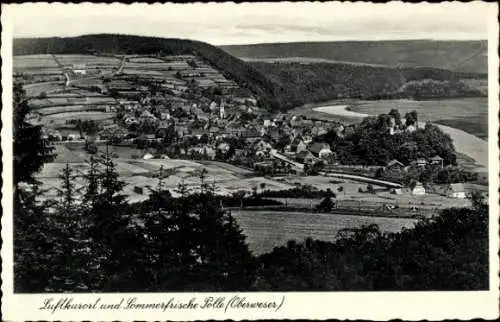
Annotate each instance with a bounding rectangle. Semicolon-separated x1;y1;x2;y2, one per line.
5;2;496;45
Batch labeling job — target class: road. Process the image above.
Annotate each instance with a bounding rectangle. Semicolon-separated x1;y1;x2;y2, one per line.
270;149;304;170
270;149;403;188
114;56;126;75
318;171;402;188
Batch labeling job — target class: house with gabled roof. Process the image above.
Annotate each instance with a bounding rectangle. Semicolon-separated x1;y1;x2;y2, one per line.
412;181;426;195
309;142;333;159
295;150;316;165
446;183;466;199
385;159;405;170
429;155;444;168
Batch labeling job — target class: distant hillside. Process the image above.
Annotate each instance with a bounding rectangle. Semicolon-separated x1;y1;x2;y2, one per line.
220;40;488;74
13;34;279;109
251;61;486;110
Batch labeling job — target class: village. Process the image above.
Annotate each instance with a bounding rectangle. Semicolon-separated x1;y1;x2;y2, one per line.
15;53;487;218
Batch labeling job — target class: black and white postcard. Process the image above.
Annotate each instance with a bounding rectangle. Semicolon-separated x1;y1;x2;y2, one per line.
1;2;499;320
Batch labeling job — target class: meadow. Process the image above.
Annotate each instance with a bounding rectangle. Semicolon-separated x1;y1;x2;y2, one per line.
23;82;65;97
55;54;121;66
42;111;114;124
14;55;58;68
232;210;417;255
128;57;165;63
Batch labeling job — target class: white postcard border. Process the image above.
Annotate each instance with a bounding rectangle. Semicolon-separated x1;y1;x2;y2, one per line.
2;2;499;321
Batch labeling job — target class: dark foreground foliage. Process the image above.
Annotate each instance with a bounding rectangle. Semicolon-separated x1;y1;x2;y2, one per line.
14;176;489;292
253;200;488;291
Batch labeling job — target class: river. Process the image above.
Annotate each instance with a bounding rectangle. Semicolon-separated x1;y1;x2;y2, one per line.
232;210;416;255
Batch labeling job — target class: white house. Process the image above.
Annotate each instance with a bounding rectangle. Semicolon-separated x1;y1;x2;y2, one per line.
412;182;426;195
447;183;466;199
217;142;231;154
142;153;155;160
309;142;333;159
67;133;80;141
406;124;417;133
73;64;87;75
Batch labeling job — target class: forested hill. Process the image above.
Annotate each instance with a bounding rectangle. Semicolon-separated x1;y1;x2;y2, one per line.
13;34;279;109
220;40;488;74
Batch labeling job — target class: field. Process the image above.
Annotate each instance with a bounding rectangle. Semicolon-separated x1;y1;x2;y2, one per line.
350;98;488;139
23;82;65;97
128;57;166;63
55;55;121;66
29;96;116;108
37;106;109;116
14;55;58;68
42;112;114;124
232;210;417;255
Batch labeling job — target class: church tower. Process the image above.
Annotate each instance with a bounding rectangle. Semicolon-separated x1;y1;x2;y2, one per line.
220;99;225;119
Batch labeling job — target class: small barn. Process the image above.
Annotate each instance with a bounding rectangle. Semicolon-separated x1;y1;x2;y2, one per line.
386;159;405;171
429;155;444;168
309;142;333;159
142;152;154;160
447;183;466;199
296;150;316;165
412;182;426;195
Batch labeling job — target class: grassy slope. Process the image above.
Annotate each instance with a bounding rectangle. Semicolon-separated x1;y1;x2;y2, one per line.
13;34;279;109
220;40;488;74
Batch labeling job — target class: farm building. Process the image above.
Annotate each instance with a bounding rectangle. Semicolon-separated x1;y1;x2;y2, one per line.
254;161;274;173
287;137;308;154
386;159;405;170
73;64;87;75
412;158;428;168
309;142;333;159
296;150;316;165
391;187;403;195
142;153;154;160
67;133;80;141
217;143;231;154
412;182;426;195
446;183;466;199
429;155;444;168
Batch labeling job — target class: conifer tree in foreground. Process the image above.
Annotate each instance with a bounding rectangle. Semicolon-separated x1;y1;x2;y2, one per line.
13;83;56;292
49;163;94;291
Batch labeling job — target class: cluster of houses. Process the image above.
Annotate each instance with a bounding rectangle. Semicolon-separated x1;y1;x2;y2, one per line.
385;155;444;172
392;181;480;199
